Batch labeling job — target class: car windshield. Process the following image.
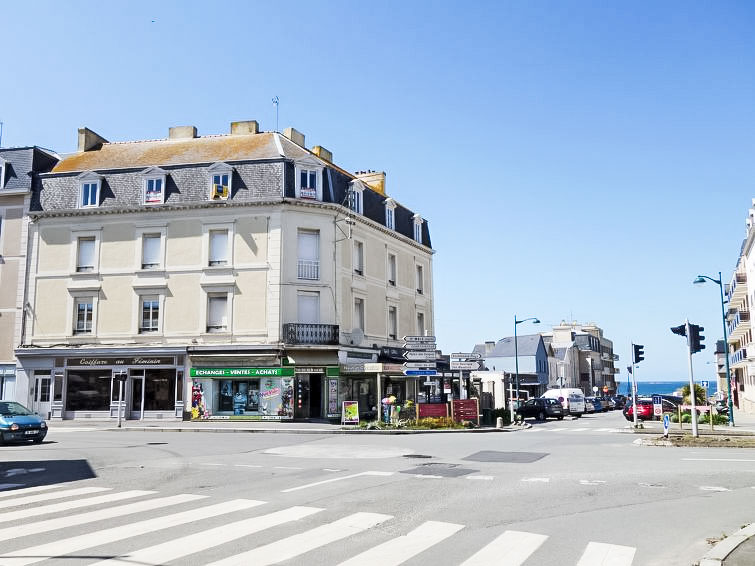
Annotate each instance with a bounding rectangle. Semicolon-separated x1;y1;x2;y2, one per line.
0;402;34;417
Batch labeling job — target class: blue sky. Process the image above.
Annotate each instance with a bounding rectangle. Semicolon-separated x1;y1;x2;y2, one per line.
3;1;754;382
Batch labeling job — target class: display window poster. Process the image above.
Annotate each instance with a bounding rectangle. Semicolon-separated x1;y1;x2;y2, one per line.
342;401;359;424
328;379;339;414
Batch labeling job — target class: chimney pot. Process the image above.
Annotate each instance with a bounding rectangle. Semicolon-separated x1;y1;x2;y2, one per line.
282;127;305;147
77;127;108;152
354;170;386;196
230;120;259;135
311;145;333;162
168;126;198;140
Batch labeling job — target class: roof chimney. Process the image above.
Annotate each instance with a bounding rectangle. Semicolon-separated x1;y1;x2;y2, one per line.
282;127;305;147
230;120;259;135
168;126;198;140
77;127;108;152
354;170;386;196
311;145;333;162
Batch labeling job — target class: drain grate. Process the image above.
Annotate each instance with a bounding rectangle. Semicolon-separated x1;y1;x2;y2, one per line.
462;451;548;463
400;464;477;478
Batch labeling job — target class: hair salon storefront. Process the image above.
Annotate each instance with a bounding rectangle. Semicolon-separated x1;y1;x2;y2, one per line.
14;350;185;421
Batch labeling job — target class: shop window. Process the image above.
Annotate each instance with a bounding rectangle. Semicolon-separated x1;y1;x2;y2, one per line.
66;370;112;411
143;369;175;411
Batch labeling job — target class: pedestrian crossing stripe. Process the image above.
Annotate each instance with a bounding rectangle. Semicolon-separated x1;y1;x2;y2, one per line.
1;486;110;508
0;482;638;566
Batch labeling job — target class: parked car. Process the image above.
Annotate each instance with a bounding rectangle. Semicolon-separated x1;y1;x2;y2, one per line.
0;402;47;445
623;398;679;421
541;388;586;417
599;396;616;411
584;398;595;413
585;397;603;412
611;395;627;410
516;398;564;421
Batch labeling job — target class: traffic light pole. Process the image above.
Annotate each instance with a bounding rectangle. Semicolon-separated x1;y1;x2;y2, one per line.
631;343;639;429
686;319;699;438
717;272;735;426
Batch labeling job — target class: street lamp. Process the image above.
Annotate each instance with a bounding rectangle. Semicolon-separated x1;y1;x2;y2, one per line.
514;315;540;411
693;272;734;426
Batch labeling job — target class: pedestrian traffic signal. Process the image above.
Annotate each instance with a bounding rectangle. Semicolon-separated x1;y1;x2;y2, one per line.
633;344;645;364
670;324;686;336
690;323;705;354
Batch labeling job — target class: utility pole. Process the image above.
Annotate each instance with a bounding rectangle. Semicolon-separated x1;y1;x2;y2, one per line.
686;320;699;437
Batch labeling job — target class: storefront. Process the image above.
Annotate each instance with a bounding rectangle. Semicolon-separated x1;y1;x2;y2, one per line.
190;367;295;420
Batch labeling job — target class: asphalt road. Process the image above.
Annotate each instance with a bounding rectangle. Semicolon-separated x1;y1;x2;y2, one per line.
1;411;754;566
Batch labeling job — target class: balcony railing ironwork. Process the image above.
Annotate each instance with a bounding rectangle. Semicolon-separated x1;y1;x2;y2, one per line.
731;347;748;366
297;259;320;280
728;309;751;337
283;323;339;345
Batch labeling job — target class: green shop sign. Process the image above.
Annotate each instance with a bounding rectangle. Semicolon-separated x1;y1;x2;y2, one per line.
190;367;295;378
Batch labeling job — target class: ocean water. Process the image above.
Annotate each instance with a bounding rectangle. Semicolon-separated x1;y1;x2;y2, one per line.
617;381;702;397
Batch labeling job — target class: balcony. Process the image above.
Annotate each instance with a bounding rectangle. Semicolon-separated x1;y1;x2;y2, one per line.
283;323;339;345
727;272;747;304
731;346;748;366
297;259;320;280
728;309;751;339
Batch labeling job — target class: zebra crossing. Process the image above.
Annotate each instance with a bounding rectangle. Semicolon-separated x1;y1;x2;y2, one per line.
525;426;624;433
0;482;637;566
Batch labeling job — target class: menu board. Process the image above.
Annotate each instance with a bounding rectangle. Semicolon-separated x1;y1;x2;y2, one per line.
451;399;479;424
342;401;359;424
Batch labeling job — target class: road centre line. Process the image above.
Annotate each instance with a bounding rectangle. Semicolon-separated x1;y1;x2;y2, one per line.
521;477;550;483
576;542;636;566
281;471;394;493
699;486;730;492
683;458;755;462
273;466;304;470
460;529;548;566
234;464;262;468
466;475;494;481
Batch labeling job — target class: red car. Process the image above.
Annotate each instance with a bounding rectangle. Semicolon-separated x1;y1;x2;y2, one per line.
623;398;679;421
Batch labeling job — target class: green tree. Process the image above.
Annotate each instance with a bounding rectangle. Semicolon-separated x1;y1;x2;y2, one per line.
680;384;706;405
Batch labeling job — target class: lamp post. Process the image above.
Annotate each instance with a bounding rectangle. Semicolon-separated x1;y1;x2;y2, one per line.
693;272;734;426
514;315;540;411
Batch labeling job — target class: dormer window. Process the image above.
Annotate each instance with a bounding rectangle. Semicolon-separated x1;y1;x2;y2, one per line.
294;160;323;201
77;172;102;208
413;214;423;244
349;182;364;214
300;169;317;199
0;158;5;189
141;167;167;205
384;198;396;230
208;163;233;201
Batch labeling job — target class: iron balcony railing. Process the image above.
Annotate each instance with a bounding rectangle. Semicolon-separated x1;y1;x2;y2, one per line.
297;259;320;280
283;323;339;345
727;272;747;302
728;309;751;337
731;347;747;366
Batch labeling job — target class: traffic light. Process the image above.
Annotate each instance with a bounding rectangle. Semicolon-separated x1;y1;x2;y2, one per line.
690;323;705;354
671;324;686;337
633;344;645;364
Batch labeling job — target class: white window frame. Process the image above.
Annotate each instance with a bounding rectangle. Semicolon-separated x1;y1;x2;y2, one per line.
413;214;423;244
132;287;166;336
77;171;102;209
294;159;323;201
350;182;364;214
416;264;424;295
297;229;320;280
76;237;96;273
353;240;364;276
384;198;396;230
205;292;231;333
297;291;321;324
202;222;235;268
208;229;230;266
388;305;398;340
72;295;96;335
136;227;166;271
141;167;167;205
417;311;425;336
387;252;397;287
70;228;102;274
208;162;233;201
0;158;6;189
139;295;160;333
353;296;365;332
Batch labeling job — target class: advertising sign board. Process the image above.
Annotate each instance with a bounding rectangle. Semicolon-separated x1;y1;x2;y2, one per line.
342;401;359;425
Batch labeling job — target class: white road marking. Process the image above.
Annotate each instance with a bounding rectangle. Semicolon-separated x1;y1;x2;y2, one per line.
570;428;589;432
0;490;154;523
337;520;465;566
548;428;567;432
323;468;342;472
638;483;666;489
205;511;393;566
2;486;110;508
0;493;205;543
0;483;24;491
683;458;755;462
234;464;262;468
88;506;323;566
466;475;494;481
460;530;548;565
595;428;615;432
273;466;304;470
0;498;264;566
580;480;607;486
46;427;98;432
521;477;550;483
0;484;62;498
201;463;224;466
577;541;636;566
281;470;394;493
412;474;443;479
699;486;730;492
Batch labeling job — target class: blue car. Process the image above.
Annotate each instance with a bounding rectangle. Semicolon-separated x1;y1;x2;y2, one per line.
0;402;47;444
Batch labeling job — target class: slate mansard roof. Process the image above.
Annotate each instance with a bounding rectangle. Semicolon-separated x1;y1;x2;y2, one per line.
37;130;431;248
0;147;59;192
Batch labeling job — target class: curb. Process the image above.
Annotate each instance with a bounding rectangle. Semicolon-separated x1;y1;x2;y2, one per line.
106;426;513;435
698;523;755;566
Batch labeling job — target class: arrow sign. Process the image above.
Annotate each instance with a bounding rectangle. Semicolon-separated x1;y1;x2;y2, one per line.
450;352;482;359
403;335;436;343
404;362;437;369
404;370;437;376
450;361;480;370
403;342;437;351
404;351;437;361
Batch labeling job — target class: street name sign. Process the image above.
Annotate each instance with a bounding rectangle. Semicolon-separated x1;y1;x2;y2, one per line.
404;362;437;369
403;335;436;343
404;369;438;376
450;352;482;359
403;342;437;351
450;361;480;370
404;351;437;361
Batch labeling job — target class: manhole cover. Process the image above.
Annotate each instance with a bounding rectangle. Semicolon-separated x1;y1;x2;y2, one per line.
462;451;548;463
403;454;433;459
400;466;477;478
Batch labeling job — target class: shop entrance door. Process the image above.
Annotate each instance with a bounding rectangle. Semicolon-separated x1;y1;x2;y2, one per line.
130;376;145;420
295;375;310;419
32;374;51;418
309;374;322;419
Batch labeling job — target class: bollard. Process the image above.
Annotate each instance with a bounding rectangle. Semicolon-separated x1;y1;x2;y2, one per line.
710;405;714;432
496;417;503;429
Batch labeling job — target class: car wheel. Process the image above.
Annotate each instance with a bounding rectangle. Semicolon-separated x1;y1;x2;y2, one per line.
537;411;546;421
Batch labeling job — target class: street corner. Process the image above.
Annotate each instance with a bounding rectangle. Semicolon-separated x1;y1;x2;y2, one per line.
697;523;755;566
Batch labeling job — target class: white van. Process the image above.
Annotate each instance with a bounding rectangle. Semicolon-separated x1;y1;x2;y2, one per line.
541;388;586;417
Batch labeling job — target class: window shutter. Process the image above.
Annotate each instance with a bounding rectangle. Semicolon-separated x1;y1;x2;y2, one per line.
209;230;228;264
297;231;319;261
208;296;227;327
77;238;95;270
142;235;161;267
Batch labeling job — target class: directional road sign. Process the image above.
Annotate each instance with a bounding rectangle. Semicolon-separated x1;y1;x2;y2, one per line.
450;352;482;359
404;362;437;369
403;342;437;351
404;351;437;361
700;380;709;388
404;370;438;376
450;361;480;370
403;335;436;343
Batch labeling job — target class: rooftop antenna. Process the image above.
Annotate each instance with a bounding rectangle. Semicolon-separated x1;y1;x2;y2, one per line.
271;96;279;132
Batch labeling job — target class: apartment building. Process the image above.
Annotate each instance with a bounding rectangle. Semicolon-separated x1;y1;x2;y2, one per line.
16;122;433;421
0;147;58;402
